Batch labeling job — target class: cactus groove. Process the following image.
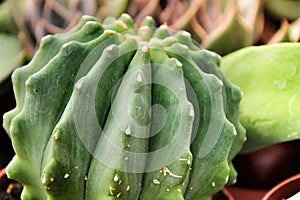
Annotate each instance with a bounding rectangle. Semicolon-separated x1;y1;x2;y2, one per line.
3;14;246;200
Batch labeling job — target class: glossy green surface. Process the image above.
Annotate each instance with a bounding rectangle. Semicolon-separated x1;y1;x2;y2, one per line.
221;43;300;153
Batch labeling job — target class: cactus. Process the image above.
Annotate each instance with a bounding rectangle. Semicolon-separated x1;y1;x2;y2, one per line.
3;14;245;199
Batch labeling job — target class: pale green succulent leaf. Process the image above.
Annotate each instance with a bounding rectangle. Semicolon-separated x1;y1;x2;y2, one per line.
0;34;22;84
0;0;18;33
100;0;129;19
221;43;300;153
289;18;300;42
203;8;253;55
264;0;300;20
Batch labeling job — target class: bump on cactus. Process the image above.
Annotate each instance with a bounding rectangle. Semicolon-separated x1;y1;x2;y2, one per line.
3;14;246;200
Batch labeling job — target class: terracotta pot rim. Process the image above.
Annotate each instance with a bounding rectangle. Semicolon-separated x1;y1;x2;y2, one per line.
262;173;300;200
0;168;5;179
0;168;5;176
222;187;235;200
0;168;7;187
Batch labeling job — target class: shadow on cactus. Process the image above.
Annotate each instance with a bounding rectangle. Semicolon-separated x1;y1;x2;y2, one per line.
3;13;246;200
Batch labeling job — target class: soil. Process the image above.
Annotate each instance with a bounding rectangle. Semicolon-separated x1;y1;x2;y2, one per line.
0;169;23;200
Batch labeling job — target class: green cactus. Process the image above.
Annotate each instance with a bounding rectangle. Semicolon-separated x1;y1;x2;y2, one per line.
3;14;245;199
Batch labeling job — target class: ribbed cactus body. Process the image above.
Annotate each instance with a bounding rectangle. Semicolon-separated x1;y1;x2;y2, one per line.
3;14;245;200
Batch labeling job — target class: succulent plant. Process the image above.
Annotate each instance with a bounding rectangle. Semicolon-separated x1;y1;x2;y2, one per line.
263;0;300;21
5;0;160;58
128;0;264;56
137;0;299;55
0;0;25;93
221;43;300;153
3;14;245;199
0;0;18;34
189;0;264;55
264;18;300;44
0;33;24;97
4;0;300;61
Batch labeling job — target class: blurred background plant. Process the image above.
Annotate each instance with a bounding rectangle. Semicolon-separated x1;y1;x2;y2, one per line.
1;0;299;59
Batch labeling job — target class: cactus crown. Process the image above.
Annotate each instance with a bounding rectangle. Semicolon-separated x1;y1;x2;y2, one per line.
3;14;245;200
